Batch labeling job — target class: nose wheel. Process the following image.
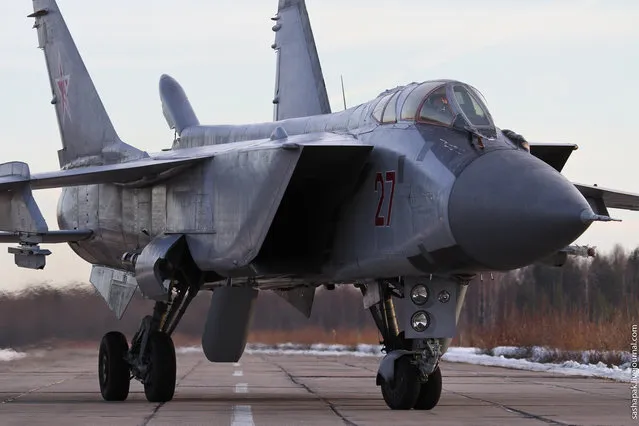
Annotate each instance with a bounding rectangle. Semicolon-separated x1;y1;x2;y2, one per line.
380;359;443;410
414;366;442;410
98;331;131;401
380;356;421;409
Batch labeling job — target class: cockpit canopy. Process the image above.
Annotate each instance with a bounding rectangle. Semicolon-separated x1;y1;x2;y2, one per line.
372;80;495;135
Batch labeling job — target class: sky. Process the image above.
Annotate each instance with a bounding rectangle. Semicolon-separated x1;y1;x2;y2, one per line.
0;0;638;291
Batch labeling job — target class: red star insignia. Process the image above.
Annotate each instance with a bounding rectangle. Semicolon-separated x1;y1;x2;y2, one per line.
55;52;71;123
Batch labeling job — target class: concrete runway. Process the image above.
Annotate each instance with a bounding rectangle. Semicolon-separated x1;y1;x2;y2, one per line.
0;348;630;426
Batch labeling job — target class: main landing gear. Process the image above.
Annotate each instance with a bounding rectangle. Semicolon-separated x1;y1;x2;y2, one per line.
98;293;193;403
363;276;468;410
97;248;201;403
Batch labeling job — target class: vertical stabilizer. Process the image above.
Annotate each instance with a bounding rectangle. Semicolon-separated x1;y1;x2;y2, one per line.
272;0;331;121
30;0;144;167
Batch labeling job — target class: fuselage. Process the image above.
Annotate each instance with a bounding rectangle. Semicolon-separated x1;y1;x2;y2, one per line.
57;80;593;285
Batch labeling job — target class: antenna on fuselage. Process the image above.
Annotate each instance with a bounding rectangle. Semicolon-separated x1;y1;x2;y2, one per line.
340;75;347;110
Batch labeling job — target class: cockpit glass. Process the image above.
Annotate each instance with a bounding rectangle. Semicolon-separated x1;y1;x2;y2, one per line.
400;81;444;121
417;86;454;125
372;93;393;122
382;91;400;123
453;85;490;126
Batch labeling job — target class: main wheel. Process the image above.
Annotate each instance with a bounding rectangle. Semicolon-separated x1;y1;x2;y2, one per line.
143;331;176;403
380;356;421;410
98;331;130;401
414;366;442;410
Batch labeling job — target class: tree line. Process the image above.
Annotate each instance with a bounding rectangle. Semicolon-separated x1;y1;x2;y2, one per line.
0;245;636;350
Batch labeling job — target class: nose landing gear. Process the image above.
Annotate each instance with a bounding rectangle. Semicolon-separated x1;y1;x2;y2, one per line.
364;276;468;410
380;356;421;410
380;359;442;410
414;366;442;410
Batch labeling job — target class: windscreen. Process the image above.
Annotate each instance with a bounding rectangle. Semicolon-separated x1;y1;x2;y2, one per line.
452;85;491;127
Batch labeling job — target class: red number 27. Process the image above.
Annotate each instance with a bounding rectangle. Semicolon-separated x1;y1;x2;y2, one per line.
375;170;396;227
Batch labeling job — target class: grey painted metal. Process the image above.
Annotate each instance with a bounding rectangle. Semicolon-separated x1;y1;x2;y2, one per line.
439;283;468;355
202;287;258;362
3;0;638;349
377;350;413;385
362;281;382;310
31;0;144;167
273;287;316;318
8;245;50;270
575;183;639;211
448;149;592;271
0;230;92;244
272;0;331;121
134;234;183;301
159;74;200;134
529;142;578;172
401;277;459;339
0;162;47;233
0;158;204;190
89;266;138;319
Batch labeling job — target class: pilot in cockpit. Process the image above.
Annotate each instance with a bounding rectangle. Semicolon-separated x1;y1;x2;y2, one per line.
419;87;454;125
432;95;449;113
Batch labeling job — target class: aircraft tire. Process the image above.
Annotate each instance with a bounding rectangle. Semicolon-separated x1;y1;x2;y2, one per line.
143;331;176;403
380;356;421;410
98;331;130;401
413;366;442;410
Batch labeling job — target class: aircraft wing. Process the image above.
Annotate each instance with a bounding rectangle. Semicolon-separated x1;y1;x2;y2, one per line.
0;157;206;191
529;142;578;172
0;133;369;242
527;143;639;212
574;183;639;213
0;155;213;250
0;230;92;244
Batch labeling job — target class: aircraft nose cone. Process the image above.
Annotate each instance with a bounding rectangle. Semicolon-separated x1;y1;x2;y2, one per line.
448;149;592;270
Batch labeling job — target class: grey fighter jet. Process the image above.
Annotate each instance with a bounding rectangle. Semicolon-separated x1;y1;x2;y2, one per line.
3;0;638;410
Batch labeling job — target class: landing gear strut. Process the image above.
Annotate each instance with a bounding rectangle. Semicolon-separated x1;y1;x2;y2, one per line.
97;241;202;403
364;277;468;410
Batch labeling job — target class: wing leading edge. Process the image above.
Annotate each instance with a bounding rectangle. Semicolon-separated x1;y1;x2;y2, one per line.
6;157;204;190
529;142;578;172
575;183;639;215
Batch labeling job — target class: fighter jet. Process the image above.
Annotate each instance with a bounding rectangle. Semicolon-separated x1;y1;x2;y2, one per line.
3;0;638;410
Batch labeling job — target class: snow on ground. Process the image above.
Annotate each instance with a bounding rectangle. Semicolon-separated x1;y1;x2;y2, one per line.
443;347;630;383
0;349;27;362
178;344;631;383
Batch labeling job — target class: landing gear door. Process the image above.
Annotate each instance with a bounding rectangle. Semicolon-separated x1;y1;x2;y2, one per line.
402;277;460;338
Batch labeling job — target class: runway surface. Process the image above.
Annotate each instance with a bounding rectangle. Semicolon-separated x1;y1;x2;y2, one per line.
0;348;630;425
